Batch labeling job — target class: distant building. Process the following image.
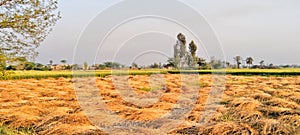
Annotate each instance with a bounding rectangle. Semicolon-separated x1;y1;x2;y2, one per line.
50;64;72;70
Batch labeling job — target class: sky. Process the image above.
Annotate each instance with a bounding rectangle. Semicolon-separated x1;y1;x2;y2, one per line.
36;0;300;66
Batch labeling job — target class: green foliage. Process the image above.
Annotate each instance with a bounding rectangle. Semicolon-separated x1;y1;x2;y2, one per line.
98;64;106;70
150;62;159;68
60;59;67;64
103;62;124;69
83;62;88;70
138;85;162;92
234;56;242;69
0;0;61;58
138;87;152;92
49;60;53;65
0;69;299;80
0;0;60;74
246;57;254;68
0;125;33;135
220;113;234;122
131;62;138;68
187;40;198;68
0;125;19;135
167;69;300;76
210;57;225;69
178;34;187;59
259;60;265;69
173;33;200;69
0;52;6;75
188;40;197;58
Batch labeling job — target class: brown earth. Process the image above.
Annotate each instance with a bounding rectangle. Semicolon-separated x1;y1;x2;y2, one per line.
0;74;299;134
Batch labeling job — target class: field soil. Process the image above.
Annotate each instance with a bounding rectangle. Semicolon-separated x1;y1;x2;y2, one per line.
0;74;299;134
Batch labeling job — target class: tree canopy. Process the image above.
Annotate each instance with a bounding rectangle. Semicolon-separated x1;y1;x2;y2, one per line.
246;57;254;68
234;56;242;69
188;40;197;58
172;33;200;69
0;0;60;62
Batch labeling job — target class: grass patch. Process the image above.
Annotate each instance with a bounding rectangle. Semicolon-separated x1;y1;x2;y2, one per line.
168;68;300;76
220;113;234;122
138;85;162;92
138;87;152;92
219;101;230;105
0;68;299;80
0;125;33;135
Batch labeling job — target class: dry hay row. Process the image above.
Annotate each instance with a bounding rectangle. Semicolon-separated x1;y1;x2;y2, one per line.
0;75;299;135
173;75;300;135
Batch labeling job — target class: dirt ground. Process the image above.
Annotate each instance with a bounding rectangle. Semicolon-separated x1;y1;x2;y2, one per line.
0;74;299;134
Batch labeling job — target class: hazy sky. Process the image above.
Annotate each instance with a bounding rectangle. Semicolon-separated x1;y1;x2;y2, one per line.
37;0;300;66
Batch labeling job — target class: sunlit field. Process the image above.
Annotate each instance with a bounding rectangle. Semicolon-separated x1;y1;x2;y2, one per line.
1;68;300;80
0;69;299;134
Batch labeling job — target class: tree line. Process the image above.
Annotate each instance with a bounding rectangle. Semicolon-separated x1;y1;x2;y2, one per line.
2;33;299;71
0;1;298;74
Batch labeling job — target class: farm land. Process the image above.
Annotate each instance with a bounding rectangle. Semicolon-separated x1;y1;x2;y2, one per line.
0;69;299;134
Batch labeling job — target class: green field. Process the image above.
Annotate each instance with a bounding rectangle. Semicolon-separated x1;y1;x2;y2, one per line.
0;68;299;80
0;70;167;80
170;68;300;76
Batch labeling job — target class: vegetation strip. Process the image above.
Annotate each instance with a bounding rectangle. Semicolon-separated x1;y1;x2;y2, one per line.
0;69;299;80
168;70;300;76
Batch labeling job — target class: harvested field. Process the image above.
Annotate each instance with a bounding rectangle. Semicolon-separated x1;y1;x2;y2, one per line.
0;74;299;134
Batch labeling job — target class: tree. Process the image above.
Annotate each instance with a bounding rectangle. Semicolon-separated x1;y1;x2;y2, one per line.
210;57;224;69
166;58;175;68
178;33;187;65
72;64;79;70
234;56;242;69
0;0;60;72
98;64;106;70
172;33;201;69
189;40;197;58
34;63;45;70
197;57;206;66
131;62;138;69
259;60;265;68
15;57;27;70
226;62;231;68
24;62;35;70
60;59;67;64
188;40;197;67
60;60;67;70
83;62;88;70
246;57;254;68
150;62;159;68
103;62;123;69
49;60;53;66
269;63;274;68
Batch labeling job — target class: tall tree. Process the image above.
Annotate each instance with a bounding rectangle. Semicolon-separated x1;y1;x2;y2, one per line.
234;56;242;69
0;0;60;70
188;40;197;58
177;33;187;59
260;60;265;68
246;57;254;68
175;33;188;68
188;40;197;67
83;62;88;71
173;33;199;69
